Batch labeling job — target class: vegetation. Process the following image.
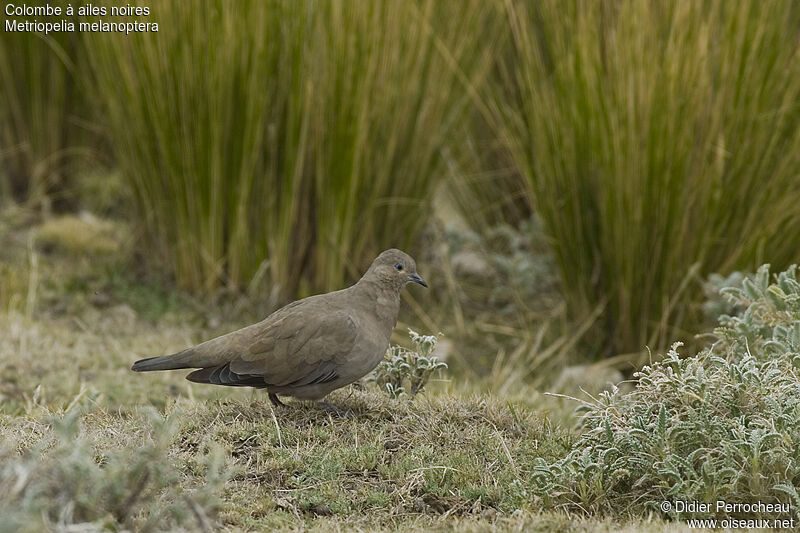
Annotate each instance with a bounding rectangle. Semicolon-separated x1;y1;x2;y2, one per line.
1;408;228;533
84;0;499;301
3;0;800;530
533;265;800;519
487;0;800;357
0;225;567;530
4;0;800;357
0;393;567;532
368;329;447;399
0;5;91;209
0;210;676;532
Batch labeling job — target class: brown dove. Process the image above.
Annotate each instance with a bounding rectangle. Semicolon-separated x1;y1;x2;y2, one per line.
131;249;427;412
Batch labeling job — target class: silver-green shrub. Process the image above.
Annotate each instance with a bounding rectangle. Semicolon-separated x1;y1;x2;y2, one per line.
0;408;228;532
532;265;800;520
369;330;447;399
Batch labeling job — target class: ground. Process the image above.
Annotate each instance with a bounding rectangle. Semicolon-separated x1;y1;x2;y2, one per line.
0;210;700;532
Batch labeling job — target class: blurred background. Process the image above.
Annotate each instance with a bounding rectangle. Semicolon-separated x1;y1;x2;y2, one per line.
3;0;800;410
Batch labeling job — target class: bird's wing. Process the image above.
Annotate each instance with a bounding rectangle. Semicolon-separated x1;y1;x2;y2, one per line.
227;304;358;387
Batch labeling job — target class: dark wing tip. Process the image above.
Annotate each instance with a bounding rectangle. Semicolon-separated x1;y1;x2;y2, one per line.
186;367;214;383
186;365;268;388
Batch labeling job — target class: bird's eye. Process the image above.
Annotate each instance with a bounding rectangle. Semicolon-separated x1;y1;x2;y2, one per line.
395;263;404;271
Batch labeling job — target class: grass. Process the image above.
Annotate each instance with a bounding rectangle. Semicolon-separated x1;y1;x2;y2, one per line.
485;0;800;358
420;216;593;394
1;283;567;530
6;1;800;527
0;2;95;209
0;205;694;532
3;393;692;532
84;0;500;302
9;0;800;371
441;119;530;233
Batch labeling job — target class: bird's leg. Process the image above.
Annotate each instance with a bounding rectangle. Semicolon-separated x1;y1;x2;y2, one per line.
318;399;348;417
269;393;286;408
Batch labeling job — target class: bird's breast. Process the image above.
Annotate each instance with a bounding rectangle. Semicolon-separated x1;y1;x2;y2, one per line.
350;333;391;380
374;294;400;329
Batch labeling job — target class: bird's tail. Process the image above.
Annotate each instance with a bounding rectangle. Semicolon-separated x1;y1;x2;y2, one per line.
131;348;196;372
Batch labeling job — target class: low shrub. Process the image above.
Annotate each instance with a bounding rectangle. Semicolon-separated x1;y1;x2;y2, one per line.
532;265;800;520
0;408;228;532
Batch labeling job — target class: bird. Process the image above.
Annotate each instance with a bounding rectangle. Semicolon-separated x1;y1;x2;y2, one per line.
131;249;427;413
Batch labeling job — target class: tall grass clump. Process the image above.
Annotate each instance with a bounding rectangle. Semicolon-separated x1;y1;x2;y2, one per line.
0;8;90;209
532;265;800;519
444;122;531;232
488;0;800;356
86;0;498;301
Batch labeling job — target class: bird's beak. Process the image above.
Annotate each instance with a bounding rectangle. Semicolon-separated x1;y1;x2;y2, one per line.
409;273;428;288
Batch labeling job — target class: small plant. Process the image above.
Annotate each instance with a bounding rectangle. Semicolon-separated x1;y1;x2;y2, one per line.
368;329;447;399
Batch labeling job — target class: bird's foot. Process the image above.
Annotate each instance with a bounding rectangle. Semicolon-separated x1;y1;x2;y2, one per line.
318;399;350;417
269;393;287;408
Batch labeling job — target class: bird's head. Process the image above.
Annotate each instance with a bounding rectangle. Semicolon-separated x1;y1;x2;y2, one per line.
364;249;427;292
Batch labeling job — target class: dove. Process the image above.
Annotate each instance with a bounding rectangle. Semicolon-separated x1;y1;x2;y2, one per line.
131;249;427;413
